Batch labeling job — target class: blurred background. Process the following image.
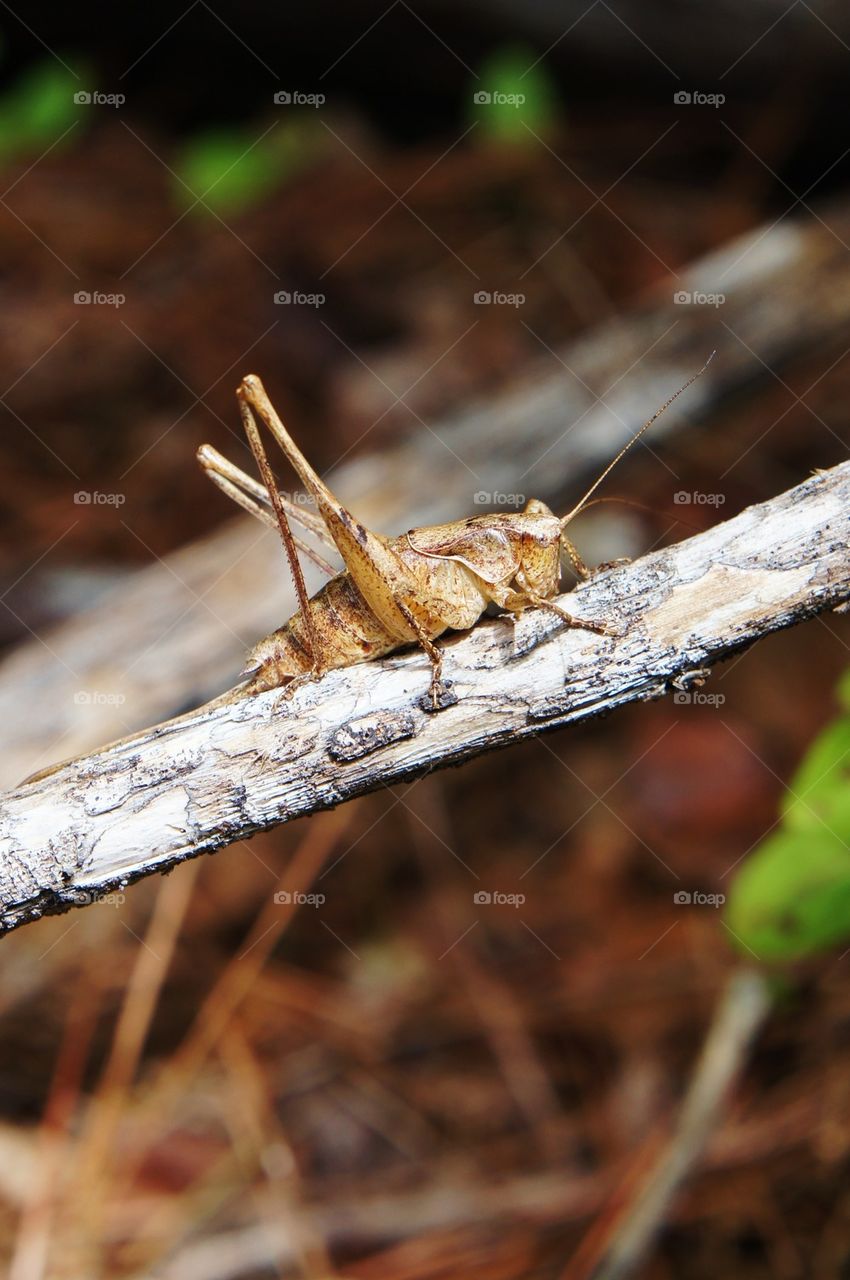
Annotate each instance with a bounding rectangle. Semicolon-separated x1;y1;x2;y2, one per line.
3;3;850;1277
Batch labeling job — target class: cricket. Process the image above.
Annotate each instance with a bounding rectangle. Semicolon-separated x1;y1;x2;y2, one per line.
197;359;712;708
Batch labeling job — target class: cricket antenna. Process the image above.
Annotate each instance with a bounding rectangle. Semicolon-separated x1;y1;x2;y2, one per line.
559;351;716;530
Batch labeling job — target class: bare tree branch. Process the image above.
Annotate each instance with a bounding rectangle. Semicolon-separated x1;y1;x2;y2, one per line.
1;461;849;937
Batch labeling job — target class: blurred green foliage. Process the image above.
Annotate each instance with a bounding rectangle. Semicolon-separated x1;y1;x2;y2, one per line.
175;121;321;214
471;45;559;142
0;62;86;163
726;670;850;961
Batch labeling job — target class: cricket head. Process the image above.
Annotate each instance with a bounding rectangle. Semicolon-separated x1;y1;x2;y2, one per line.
514;497;562;597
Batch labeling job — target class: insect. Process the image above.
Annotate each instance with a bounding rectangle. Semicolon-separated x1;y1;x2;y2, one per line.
198;359;712;708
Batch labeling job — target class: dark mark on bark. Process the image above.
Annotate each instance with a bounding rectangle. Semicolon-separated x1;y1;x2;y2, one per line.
328;710;419;763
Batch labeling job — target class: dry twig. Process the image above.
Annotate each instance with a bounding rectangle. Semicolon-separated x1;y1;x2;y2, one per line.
562;969;773;1280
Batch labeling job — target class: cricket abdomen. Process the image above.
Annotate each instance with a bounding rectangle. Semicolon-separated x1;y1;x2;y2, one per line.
243;571;405;692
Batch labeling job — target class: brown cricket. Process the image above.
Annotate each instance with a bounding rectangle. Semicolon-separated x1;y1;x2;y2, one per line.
198;360;711;707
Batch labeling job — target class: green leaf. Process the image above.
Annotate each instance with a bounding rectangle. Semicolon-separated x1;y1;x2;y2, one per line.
0;62;86;162
725;828;850;961
471;45;560;142
781;716;850;833
175;122;319;214
836;667;850;712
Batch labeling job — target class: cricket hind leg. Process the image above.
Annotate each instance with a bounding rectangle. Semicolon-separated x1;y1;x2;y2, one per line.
237;391;327;678
237;376;411;606
237;374;362;538
196;443;336;577
240;375;456;706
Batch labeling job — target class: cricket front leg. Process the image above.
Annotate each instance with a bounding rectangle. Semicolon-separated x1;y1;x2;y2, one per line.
562;534;630;579
592;556;632;573
561;534;591;580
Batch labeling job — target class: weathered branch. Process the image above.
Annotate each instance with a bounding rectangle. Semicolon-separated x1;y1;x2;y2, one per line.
1;462;849;936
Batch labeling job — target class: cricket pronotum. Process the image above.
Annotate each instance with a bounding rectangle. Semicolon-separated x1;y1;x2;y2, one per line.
198;357;713;708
